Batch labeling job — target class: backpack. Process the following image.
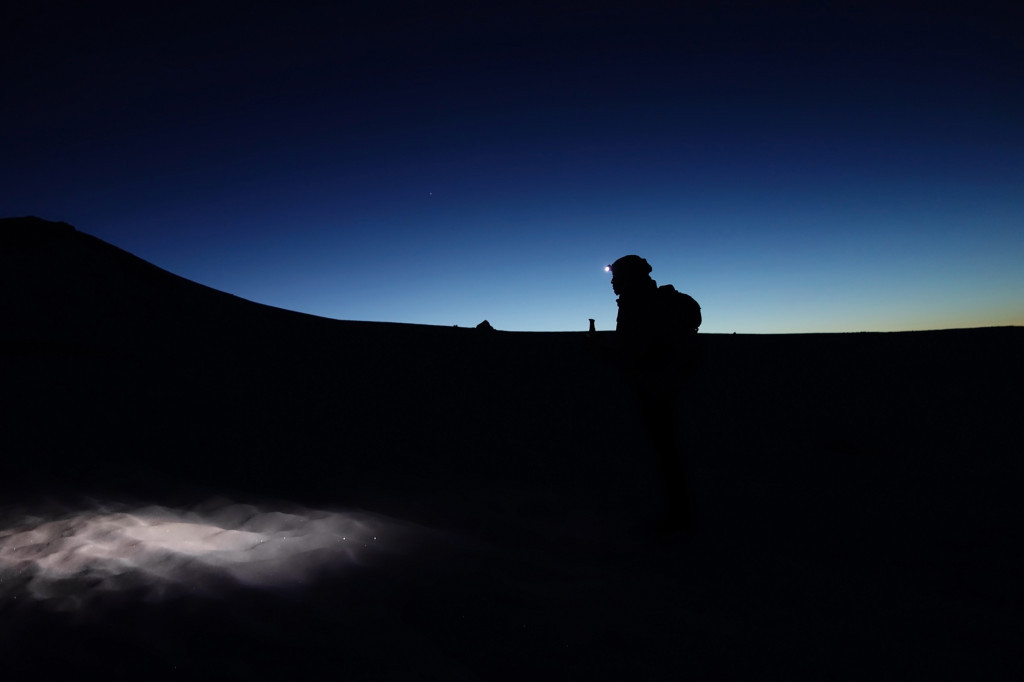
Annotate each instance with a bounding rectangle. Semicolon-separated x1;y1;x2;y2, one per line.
657;284;701;335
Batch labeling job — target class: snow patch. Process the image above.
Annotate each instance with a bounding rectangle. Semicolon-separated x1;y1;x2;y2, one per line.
0;499;418;609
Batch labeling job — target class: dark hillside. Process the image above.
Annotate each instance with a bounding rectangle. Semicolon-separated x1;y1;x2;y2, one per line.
1;217;636;514
2;217;1019;522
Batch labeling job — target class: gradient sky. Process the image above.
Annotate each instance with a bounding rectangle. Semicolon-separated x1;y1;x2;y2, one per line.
4;1;1022;332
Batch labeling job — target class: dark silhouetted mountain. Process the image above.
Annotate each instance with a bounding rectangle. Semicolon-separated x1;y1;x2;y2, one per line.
2;215;398;352
1;217;630;509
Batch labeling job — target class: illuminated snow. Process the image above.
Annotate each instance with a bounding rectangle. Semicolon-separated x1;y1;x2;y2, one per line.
0;501;413;608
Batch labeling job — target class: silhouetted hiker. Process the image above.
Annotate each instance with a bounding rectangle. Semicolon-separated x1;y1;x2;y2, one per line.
606;255;701;534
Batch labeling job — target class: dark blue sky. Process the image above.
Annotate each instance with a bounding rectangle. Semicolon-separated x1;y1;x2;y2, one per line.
5;1;1022;332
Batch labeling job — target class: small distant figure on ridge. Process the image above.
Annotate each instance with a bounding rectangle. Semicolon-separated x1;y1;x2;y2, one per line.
605;254;701;534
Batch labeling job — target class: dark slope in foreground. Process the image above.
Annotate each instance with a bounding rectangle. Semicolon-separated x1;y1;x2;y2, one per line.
2;217;1022;680
3;217;1018;508
2;217;638;513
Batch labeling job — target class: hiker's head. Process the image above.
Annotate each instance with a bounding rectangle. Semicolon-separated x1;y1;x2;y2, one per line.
607;255;653;295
